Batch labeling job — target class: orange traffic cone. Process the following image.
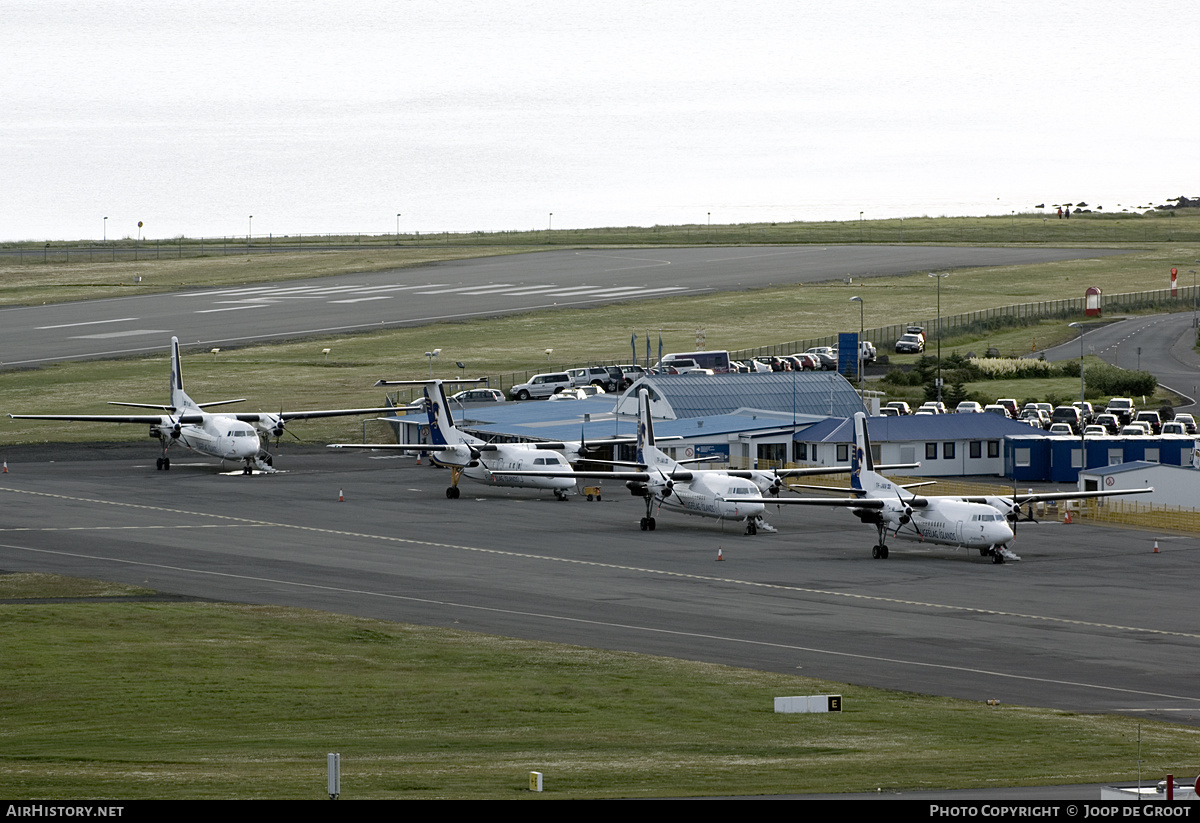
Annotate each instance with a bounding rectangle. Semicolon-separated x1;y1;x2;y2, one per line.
2;461;7;473
716;547;724;561
338;488;344;502
1154;539;1160;553
1063;510;1072;524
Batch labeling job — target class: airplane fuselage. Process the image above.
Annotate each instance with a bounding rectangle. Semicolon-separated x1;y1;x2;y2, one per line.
861;497;1014;550
653;472;766;522
429;446;575;491
157;413;262;463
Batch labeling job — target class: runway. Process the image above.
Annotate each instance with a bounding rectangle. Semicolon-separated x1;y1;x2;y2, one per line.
0;245;1127;367
2;445;1197;725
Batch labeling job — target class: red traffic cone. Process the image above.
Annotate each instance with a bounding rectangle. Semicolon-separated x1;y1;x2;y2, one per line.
2;461;7;473
716;547;724;561
338;488;344;502
1154;539;1160;553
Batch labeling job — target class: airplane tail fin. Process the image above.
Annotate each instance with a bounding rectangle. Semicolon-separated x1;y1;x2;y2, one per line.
169;337;192;411
850;411;877;491
423;380;461;447
635;389;656;464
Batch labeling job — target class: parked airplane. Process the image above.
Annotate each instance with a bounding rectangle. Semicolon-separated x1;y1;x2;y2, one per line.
330;379;638;500
9;337;396;474
503;388;916;534
731;412;1153;563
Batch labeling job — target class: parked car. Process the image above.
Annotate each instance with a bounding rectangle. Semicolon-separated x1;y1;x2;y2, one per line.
1133;410;1162;434
895;334;925;354
1161;422;1189;435
1047;423;1075;436
983;404;1010;417
803;347;838;370
1119;423;1152;436
1050;406;1083;434
955;401;983;414
1019;408;1050;429
918;401;946;414
566;366;618;391
1071;401;1095;424
1173;413;1197;434
510;372;572;400
884;401;912;415
995;399;1019;419
1092;413;1120;434
449;388;506;404
616;364;648;387
1105;397;1135;425
1083;425;1108;437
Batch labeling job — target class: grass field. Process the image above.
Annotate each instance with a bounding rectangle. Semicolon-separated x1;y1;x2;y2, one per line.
3;574;1196;799
2;239;1195;448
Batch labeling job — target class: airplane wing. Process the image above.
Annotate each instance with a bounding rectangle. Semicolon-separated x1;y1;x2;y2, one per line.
10;412;205;425
731;495;892;508
238;407;398;423
958;487;1153;506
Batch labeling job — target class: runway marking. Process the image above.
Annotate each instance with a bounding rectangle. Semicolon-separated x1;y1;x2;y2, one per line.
3;485;1199;644
71;329;171;339
37;317;138;330
0;532;1197;707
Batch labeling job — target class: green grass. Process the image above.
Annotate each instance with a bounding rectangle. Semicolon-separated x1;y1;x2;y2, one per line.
2;574;1196;799
3;235;1197;447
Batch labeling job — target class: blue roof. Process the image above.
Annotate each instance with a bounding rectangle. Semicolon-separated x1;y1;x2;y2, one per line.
630;372;865;419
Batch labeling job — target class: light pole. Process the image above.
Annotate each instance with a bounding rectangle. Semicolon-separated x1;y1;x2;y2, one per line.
425;348;441;378
103;216;107;242
396;213;401;243
849;296;864;390
248;215;253;246
929;272;948;404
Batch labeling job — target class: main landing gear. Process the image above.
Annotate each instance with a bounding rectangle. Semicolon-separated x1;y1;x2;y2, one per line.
871;522;890;559
640;516;656;531
980;546;1008;564
156;456;171;470
446;466;463;498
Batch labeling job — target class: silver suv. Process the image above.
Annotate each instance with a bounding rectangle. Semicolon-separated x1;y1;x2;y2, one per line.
510;372;572;400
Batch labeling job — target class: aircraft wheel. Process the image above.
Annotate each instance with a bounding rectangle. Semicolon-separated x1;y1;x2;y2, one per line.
871;545;880;559
156;458;163;470
992;552;1005;565
648;517;656;531
746;520;757;536
880;545;889;559
640;518;648;531
163;458;170;470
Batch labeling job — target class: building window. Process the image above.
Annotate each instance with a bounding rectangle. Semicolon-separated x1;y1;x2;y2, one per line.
1108;449;1123;466
871;444;882;464
837;444;849;462
970;441;982;459
1015;448;1031;467
795;442;808;461
988;440;1000;459
1145;447;1159;464
926;442;938;460
943;442;955;460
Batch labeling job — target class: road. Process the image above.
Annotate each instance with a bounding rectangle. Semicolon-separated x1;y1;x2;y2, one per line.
1042;312;1200;411
1;446;1196;726
0;245;1126;368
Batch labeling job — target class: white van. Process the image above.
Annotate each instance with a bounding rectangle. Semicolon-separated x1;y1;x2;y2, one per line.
653;350;731;374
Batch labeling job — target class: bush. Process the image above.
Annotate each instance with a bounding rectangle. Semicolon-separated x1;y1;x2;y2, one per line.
1085;363;1157;397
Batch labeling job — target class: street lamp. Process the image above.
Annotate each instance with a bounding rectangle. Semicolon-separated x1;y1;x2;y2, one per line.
424;348;441;378
849;296;864;390
929;272;948;404
248;215;253;246
103;216;107;242
396;213;401;242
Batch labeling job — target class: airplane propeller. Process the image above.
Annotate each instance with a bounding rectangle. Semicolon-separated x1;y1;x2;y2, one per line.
893;488;924;540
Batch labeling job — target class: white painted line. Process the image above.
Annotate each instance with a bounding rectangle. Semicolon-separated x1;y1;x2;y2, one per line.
329;296;393;304
70;329;172;339
37;317;138;330
195;306;260;314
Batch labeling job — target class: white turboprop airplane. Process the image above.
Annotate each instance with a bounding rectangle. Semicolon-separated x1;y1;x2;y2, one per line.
9;337;396;474
330;379;643;500
503;388;917;535
731;411;1153;563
